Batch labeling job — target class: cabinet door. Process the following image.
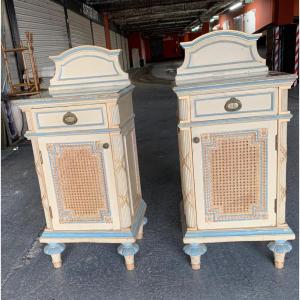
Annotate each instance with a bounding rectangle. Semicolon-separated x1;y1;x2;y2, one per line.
38;134;120;230
192;121;277;229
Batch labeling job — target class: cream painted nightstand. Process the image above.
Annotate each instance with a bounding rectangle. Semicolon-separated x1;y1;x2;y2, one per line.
19;46;146;270
174;31;296;270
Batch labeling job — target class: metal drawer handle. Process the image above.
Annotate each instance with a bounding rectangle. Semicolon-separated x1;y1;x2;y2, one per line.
103;143;109;149
224;97;242;112
193;137;200;144
63;112;77;125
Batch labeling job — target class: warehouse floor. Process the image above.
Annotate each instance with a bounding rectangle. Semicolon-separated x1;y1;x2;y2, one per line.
2;62;299;300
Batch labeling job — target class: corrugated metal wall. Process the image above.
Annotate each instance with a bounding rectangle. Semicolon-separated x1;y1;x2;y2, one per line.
68;10;93;47
13;0;69;71
92;22;106;48
110;30;117;49
125;37;130;69
2;0;19;86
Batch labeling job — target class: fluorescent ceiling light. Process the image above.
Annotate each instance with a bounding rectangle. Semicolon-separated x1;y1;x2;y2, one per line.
229;2;242;10
191;25;200;32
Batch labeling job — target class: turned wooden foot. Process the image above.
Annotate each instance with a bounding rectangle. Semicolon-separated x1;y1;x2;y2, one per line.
137;217;148;240
44;243;66;269
51;253;62;268
124;255;135;270
183;243;207;270
267;240;292;269
117;243;139;271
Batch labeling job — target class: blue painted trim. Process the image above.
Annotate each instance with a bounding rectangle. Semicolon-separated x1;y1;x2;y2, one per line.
187;40;256;69
40;200;147;240
58;55;118;80
181;31;259;49
24;128;120;138
50;78;129;88
185;228;294;238
174;77;297;93
179;65;265;77
193;92;274;118
178;114;292;128
50;46;120;62
35;107;105;129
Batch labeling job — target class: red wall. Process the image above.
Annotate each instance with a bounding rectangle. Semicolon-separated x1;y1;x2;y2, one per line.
163;34;181;59
218;0;295;32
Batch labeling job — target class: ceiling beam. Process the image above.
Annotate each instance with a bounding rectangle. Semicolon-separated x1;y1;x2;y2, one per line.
87;0;210;12
114;11;203;25
105;2;208;18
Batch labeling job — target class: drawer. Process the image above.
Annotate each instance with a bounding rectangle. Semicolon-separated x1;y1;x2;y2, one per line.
191;88;277;121
32;104;108;132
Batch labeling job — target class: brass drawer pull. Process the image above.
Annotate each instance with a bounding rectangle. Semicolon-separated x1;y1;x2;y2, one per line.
193;137;200;144
63;112;78;125
224;97;242;112
103;143;109;149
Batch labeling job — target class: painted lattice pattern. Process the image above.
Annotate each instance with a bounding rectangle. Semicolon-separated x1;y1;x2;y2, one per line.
47;142;111;223
201;129;268;222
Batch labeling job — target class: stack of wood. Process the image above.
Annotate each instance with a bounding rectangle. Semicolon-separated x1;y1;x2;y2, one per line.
2;32;40;97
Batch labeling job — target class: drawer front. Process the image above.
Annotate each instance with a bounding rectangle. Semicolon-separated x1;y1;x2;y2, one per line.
32;104;107;131
191;88;277;121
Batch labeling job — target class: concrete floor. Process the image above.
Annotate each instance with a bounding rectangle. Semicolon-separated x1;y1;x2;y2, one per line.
2;62;299;300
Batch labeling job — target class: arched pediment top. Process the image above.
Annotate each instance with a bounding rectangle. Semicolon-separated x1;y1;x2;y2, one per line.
49;46;130;97
176;30;268;86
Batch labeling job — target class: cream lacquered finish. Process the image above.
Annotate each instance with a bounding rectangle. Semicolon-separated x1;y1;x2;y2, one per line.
18;46;146;270
174;31;296;271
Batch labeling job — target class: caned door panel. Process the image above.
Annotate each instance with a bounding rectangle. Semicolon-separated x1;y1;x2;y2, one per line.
38;134;120;230
192;121;277;229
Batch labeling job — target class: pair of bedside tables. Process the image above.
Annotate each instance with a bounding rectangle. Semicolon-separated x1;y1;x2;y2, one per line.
18;30;296;271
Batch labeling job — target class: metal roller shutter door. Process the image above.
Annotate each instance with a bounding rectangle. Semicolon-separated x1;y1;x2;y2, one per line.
13;0;69;71
2;1;19;85
110;30;117;49
92;22;106;48
68;10;93;47
125;37;130;69
116;33;125;70
121;36;128;71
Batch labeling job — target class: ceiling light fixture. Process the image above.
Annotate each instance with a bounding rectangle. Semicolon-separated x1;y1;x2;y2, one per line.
191;25;200;32
229;2;242;11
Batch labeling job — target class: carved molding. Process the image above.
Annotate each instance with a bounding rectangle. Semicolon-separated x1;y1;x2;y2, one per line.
178;129;197;228
107;102;120;128
31;139;53;229
277;121;288;224
176;30;268;85
178;97;190;122
111;134;132;228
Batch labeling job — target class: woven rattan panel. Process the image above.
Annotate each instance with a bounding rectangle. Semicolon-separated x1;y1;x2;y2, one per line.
47;142;111;223
201;129;268;222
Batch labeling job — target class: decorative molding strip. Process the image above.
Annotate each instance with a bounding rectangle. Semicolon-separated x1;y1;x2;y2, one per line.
178;113;293;128
185;227;295;238
111;134;132;228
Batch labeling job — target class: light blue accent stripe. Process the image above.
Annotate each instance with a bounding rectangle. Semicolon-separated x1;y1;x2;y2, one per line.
193;92;274;118
178;114;292;128
185;228;294;238
40;200;146;240
174;77;296;92
187;40;256;69
58;55;118;80
52;46;120;62
25;128;120;138
182;31;259;48
35;107;105;129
